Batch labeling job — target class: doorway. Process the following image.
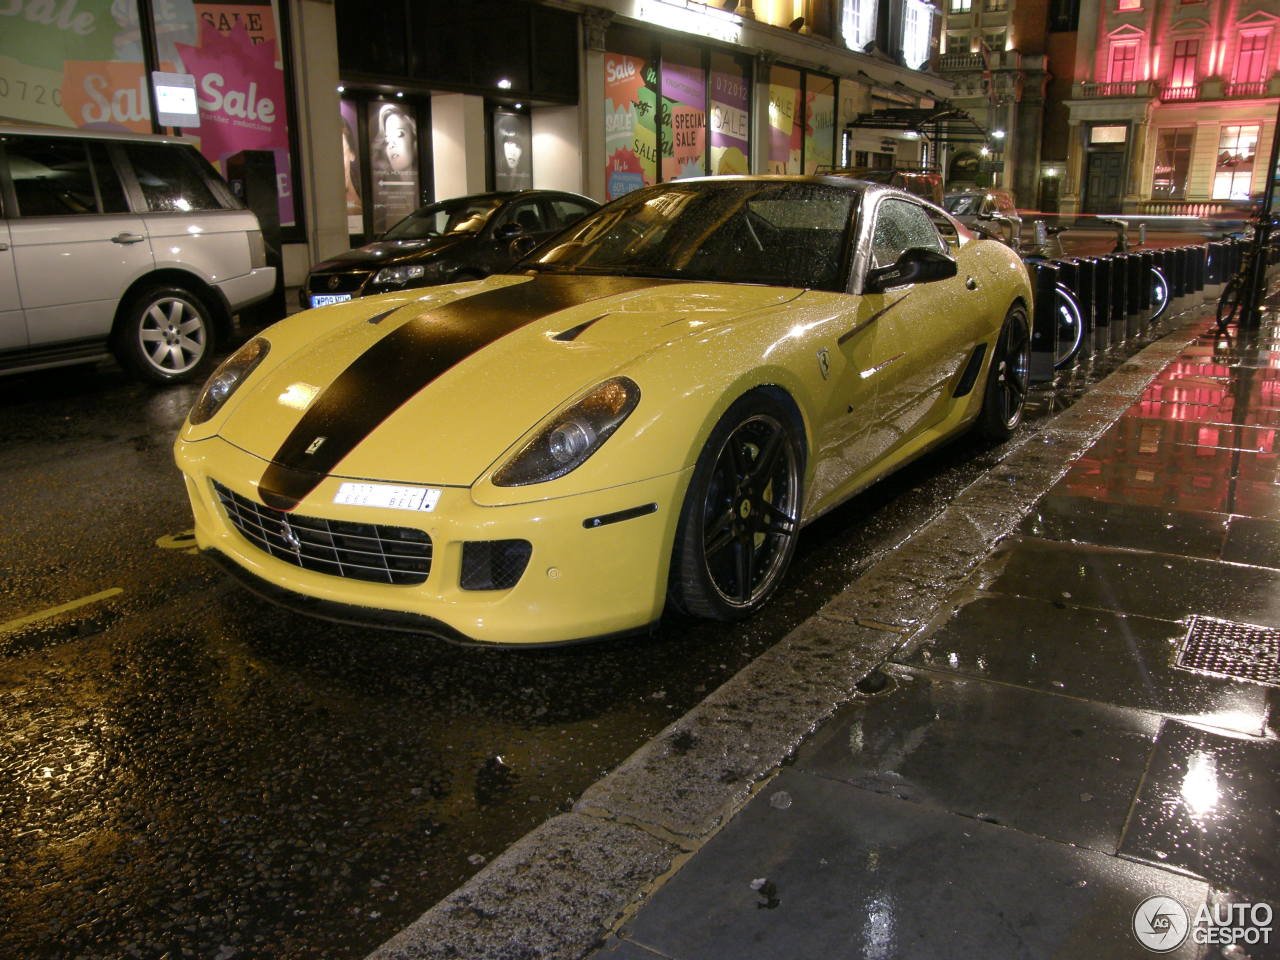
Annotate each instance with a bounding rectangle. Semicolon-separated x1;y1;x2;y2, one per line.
1083;147;1125;214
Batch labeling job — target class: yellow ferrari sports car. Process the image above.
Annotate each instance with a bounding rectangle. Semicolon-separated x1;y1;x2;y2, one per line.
175;176;1032;645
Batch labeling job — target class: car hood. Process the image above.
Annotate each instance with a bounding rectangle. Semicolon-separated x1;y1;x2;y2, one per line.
310;235;474;271
215;274;802;507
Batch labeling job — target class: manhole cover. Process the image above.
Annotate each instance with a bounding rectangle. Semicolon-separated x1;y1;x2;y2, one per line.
1176;615;1280;687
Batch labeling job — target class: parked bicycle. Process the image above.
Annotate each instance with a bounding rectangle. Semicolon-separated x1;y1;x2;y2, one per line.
1216;214;1280;332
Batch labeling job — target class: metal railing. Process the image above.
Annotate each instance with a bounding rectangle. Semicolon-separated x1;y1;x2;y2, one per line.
1078;80;1154;98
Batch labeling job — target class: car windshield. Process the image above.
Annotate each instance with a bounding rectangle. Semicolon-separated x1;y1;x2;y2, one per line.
945;194;981;216
519;181;855;291
382;196;504;240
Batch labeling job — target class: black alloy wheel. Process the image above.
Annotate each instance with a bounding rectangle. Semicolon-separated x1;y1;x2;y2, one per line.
977;304;1031;441
669;393;804;620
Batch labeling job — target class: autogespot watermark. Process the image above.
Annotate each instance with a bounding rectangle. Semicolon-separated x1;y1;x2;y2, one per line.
1132;895;1273;953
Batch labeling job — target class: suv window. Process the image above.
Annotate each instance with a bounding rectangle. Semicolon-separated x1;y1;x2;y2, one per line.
4;136;128;217
870;198;946;267
123;142;222;212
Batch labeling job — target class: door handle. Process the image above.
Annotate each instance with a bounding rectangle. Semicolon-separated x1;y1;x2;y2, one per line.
111;232;146;245
965;276;979;290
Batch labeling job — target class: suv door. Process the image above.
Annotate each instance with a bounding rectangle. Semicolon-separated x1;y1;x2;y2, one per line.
3;134;153;348
0;217;21;353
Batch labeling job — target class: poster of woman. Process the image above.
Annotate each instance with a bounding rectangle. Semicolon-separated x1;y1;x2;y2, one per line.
493;111;533;191
339;99;363;235
369;101;419;234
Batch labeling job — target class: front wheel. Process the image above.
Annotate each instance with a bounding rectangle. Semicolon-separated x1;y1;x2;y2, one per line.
1217;275;1241;331
114;285;215;384
977;305;1031;442
668;393;804;621
1052;283;1084;370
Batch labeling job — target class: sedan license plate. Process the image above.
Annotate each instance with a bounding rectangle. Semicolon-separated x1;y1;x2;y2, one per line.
310;293;352;307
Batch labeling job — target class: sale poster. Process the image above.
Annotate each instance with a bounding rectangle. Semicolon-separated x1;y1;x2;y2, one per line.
604;51;657;201
710;67;749;176
660;57;705;181
768;73;801;175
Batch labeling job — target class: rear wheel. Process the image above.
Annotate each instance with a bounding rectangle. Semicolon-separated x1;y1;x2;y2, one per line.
115;285;215;384
668;393;804;620
977;304;1030;441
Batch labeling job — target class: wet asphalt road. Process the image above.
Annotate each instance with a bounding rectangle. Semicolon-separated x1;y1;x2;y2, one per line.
0;330;1147;960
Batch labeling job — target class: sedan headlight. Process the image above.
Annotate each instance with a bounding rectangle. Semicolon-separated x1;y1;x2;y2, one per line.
188;337;270;426
493;377;640;487
373;262;442;286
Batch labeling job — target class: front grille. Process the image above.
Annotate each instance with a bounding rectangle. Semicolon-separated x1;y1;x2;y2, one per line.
213;480;431;585
306;269;369;295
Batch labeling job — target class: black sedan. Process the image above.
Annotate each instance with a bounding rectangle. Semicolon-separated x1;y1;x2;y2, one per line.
301;190;599;308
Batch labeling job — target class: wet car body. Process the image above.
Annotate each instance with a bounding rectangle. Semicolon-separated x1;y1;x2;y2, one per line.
177;176;1032;646
301;190;598;308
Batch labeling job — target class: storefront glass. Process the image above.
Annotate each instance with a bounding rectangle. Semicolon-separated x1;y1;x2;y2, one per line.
804;74;836;173
661;42;706;181
709;52;749;176
1152;127;1192;200
1213;124;1259;201
368;100;420;234
768;66;802;174
0;0;150;131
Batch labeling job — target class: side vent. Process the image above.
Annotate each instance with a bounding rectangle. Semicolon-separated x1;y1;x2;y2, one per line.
952;343;987;398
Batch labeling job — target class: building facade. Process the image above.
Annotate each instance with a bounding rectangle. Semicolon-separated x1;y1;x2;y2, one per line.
0;0;955;294
1059;0;1280;215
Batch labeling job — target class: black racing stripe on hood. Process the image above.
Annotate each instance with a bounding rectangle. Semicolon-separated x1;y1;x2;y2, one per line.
258;275;669;511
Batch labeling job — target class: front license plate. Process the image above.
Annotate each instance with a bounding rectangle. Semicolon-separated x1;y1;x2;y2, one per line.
333;482;442;512
310;293;353;307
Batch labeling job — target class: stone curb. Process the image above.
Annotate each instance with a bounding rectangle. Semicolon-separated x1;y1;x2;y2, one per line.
366;301;1214;960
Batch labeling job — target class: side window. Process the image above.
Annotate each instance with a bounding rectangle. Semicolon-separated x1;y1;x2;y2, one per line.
122;143;221;213
870;198;947;267
548;199;593;229
4;136;123;217
498;199;546;233
926;208;961;247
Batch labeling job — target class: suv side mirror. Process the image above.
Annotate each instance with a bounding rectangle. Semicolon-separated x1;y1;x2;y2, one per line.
864;247;957;294
494;222;524;240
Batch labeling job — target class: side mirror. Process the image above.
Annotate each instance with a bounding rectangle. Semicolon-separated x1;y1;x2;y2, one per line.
864;247;957;294
494;222;524;240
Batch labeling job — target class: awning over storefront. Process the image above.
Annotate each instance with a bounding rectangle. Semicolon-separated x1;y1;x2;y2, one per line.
845;105;991;147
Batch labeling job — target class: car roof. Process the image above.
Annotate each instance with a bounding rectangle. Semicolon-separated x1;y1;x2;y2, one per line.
0;121;199;147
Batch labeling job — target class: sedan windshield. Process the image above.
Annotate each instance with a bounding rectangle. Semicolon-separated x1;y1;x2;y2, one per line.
383;196;504;240
520;181;855;291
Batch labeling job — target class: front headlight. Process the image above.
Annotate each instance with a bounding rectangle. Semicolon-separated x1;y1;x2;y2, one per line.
373;262;437;286
187;337;270;426
492;377;640;487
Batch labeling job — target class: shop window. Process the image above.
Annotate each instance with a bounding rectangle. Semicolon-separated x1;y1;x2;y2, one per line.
1152;128;1193;200
661;41;707;182
1107;40;1138;84
340;99;364;236
843;0;877;51
1234;33;1270;85
1212;124;1259;200
854;150;870;167
710;52;751;176
768;66;803;175
805;74;836;174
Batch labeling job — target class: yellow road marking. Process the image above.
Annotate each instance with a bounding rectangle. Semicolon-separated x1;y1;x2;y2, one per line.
0;588;124;636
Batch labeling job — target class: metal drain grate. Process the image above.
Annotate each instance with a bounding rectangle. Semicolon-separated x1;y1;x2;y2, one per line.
1177;615;1280;687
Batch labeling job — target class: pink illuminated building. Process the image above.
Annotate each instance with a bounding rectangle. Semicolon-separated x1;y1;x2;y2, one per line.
1059;0;1280;215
